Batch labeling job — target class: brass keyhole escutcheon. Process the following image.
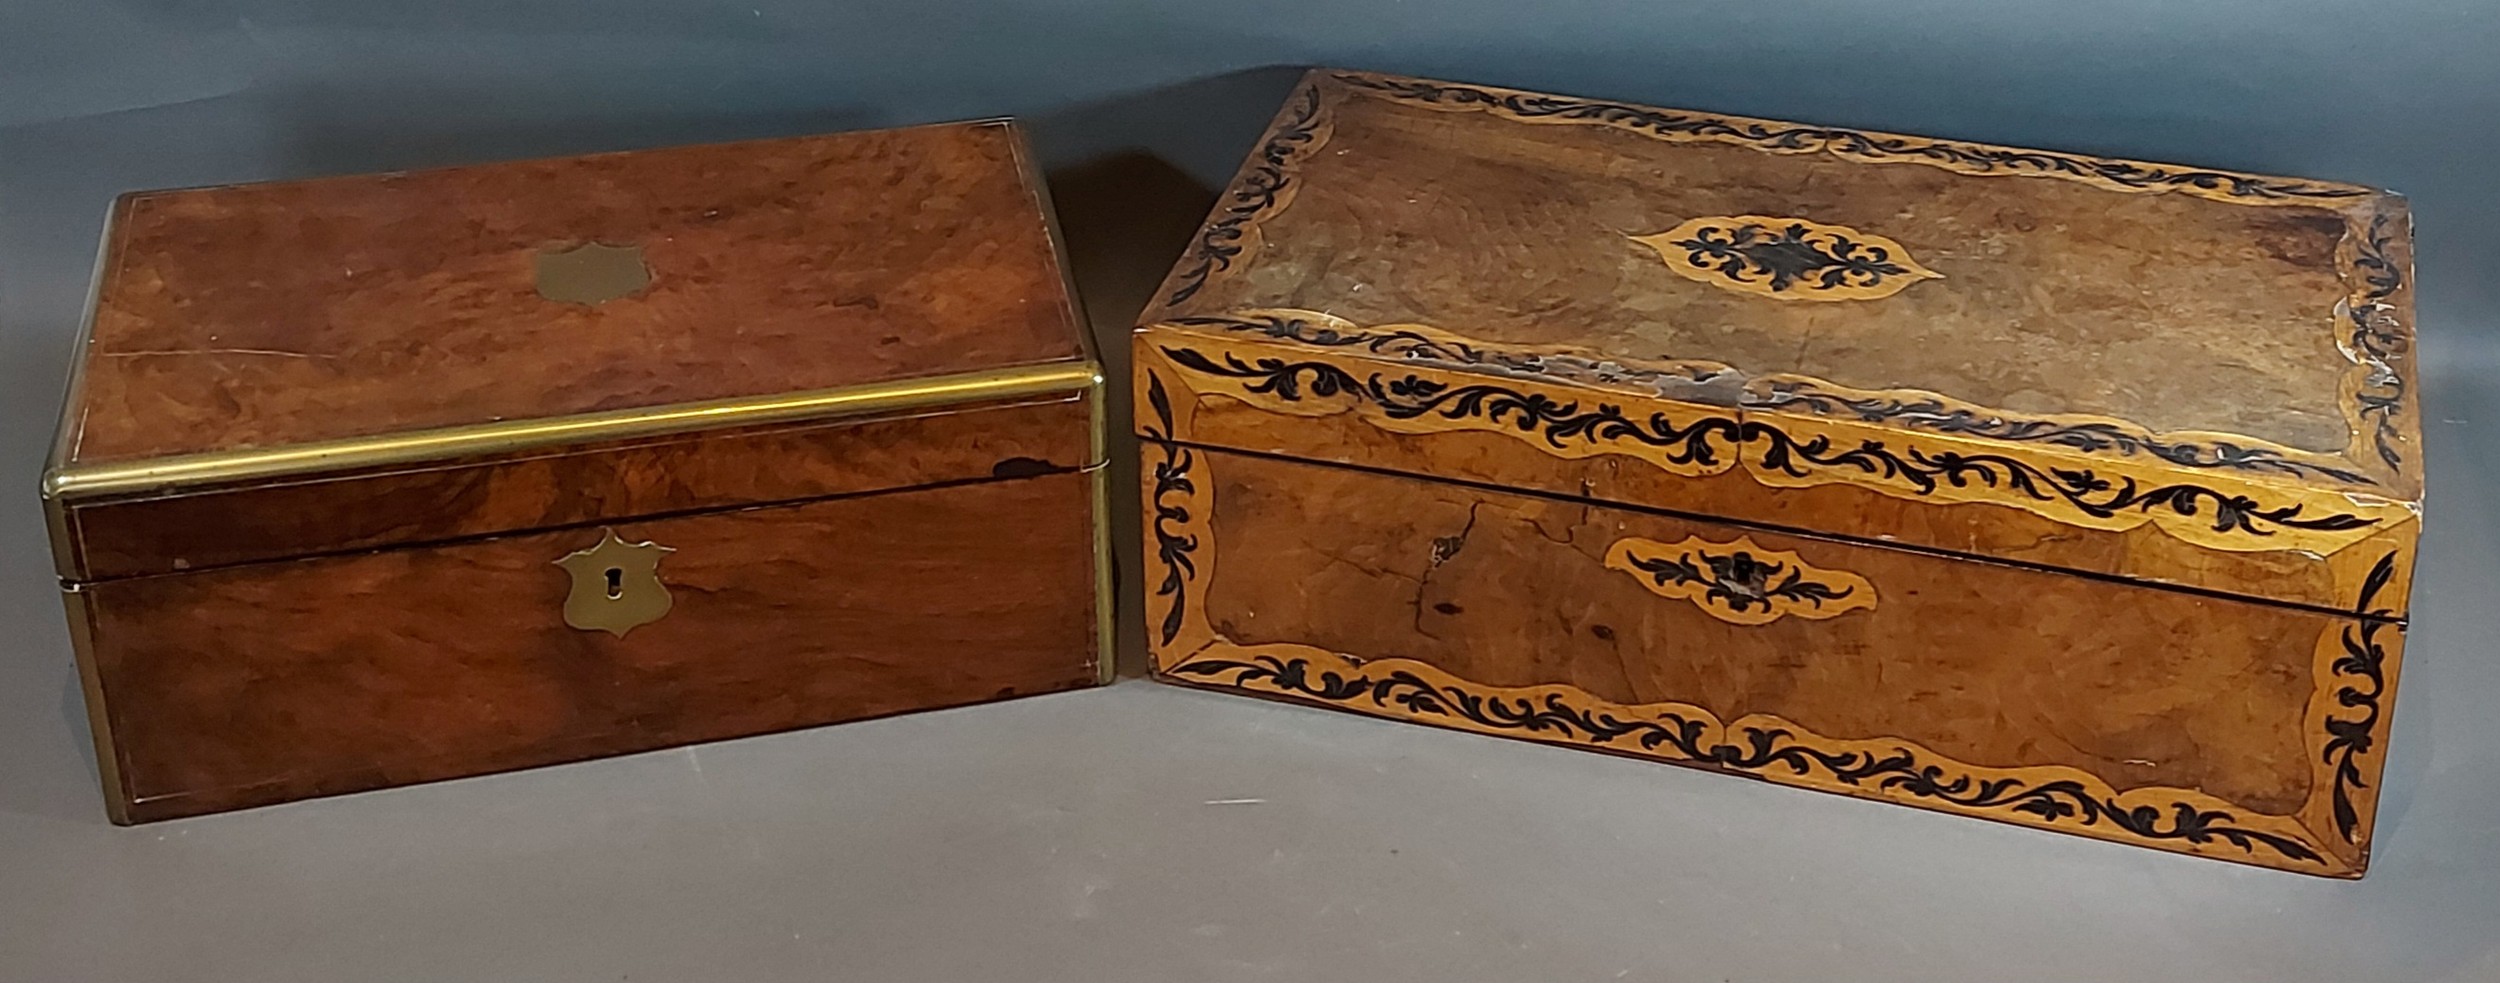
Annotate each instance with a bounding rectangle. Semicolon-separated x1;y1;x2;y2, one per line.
554;529;676;637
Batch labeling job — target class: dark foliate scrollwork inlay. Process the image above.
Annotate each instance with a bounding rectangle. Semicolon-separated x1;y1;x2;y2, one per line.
1750;383;2376;485
1632;216;1941;301
1629;548;1848;614
1159;345;2381;539
1170;312;2375;485
1142;374;1200;646
1332;73;2372;202
2346;215;2410;470
2325;552;2400;842
1168;654;2324;864
1604;535;1877;625
1163;85;1326;306
1170;313;1486;365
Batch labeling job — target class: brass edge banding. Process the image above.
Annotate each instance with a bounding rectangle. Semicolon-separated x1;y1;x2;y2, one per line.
42;202;122;580
59;586;130;824
1003;116;1098;377
45;360;1102;503
1088;384;1118;685
1011;119;1119;685
48;199;119;473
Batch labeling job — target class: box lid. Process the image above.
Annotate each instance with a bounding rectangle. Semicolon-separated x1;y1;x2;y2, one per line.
1132;70;2418;618
47;119;1101;582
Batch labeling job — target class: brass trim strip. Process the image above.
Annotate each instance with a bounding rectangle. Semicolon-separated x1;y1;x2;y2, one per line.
60;586;131;824
49;200;118;474
44;360;1103;503
1013;120;1119;685
43;202;120;573
1087;387;1118;685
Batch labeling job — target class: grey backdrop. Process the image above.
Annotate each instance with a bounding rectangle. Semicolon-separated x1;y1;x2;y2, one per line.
2;1;2496;980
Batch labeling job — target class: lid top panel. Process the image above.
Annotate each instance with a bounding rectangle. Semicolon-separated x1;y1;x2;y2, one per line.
68;120;1083;465
1146;71;2416;495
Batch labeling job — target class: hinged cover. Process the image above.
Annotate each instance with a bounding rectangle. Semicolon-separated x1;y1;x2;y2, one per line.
48;120;1101;582
1133;70;2419;618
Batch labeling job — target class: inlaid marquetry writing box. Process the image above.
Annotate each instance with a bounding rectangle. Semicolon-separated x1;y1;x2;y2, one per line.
44;120;1112;823
1133;70;2420;876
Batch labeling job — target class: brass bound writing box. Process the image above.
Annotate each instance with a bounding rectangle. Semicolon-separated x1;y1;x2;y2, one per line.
46;120;1113;822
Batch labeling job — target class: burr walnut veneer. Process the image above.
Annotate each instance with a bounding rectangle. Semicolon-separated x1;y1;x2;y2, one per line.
1134;70;2420;876
46;120;1111;823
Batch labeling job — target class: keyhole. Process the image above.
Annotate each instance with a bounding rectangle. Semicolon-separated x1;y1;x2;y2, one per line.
604;567;625;600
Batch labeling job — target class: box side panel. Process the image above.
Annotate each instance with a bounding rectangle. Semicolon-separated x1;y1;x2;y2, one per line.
1142;442;2397;875
81;471;1102;822
60;393;1094;582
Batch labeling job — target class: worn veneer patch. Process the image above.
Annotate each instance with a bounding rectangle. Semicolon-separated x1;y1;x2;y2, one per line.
1196;451;2322;815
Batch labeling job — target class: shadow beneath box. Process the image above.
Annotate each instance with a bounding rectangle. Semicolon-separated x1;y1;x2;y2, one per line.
1024;66;1305;680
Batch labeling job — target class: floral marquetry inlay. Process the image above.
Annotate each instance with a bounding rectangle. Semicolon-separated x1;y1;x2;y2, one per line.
1604;535;1876;625
1632;216;1941;301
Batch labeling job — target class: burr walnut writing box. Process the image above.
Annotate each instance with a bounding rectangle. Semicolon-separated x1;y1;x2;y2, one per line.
1133;70;2420;876
44;120;1112;823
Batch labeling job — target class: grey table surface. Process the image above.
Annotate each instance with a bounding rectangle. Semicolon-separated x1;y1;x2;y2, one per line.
2;2;2496;980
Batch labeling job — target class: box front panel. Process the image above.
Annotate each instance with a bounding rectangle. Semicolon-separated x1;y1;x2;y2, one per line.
1140;443;2403;876
75;470;1103;822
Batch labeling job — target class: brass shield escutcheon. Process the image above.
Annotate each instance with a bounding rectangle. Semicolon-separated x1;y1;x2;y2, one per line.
534;241;650;305
554;529;675;637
